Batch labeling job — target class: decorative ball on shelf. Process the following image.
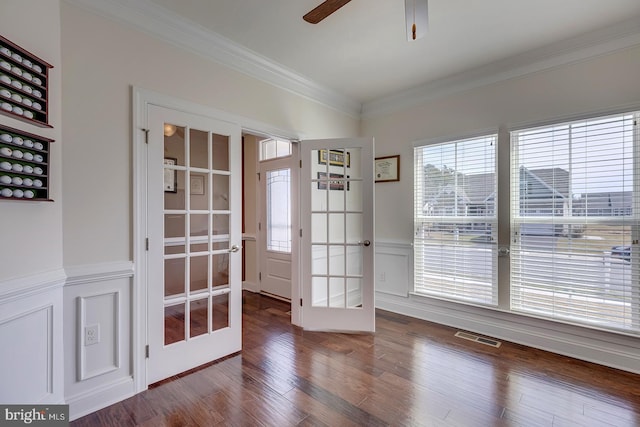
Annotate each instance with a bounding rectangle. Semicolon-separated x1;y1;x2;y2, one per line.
1;187;13;197
24;189;35;199
13;189;23;198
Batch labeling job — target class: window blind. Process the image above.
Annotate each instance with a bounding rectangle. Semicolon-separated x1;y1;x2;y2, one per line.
414;135;497;305
511;113;639;333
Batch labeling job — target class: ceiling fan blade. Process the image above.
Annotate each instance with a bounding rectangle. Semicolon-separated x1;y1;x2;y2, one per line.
303;0;352;24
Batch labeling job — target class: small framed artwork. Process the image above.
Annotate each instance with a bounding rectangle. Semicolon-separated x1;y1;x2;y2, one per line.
375;155;400;183
317;172;349;191
318;149;350;168
164;158;177;192
190;174;205;195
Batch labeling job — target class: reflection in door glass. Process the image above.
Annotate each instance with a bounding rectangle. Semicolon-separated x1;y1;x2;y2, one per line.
164;303;185;345
162;124;236;348
189;298;208;338
267;168;291;252
212;253;229;287
190;129;208;169
309;147;364;309
164;257;185;297
212;174;230;210
212;293;229;331
190;255;209;293
212;134;230;171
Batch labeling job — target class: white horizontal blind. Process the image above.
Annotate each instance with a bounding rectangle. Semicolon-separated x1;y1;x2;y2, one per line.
511;113;639;333
414;135;498;305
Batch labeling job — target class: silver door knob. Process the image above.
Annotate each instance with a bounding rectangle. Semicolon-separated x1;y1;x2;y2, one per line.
362;240;371;247
229;245;240;253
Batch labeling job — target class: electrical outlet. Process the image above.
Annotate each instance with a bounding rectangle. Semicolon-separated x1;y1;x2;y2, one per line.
85;324;100;346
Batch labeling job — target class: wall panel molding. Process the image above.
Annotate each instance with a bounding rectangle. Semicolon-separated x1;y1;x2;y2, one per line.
0;269;64;404
63;261;134;421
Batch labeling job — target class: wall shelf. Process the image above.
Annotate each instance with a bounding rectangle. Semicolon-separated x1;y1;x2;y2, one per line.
0;124;54;201
0;34;52;128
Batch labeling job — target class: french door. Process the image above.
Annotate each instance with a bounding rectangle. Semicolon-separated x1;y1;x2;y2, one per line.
300;138;375;332
146;105;242;383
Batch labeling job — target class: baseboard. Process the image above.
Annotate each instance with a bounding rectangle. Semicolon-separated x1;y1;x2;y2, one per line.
376;292;640;374
66;377;136;421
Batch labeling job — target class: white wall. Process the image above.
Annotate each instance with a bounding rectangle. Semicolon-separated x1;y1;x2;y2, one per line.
0;0;62;280
365;45;640;373
0;0;65;406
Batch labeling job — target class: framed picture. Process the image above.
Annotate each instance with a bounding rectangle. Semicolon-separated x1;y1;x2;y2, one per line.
317;172;349;191
318;149;350;168
164;158;177;192
190;174;205;195
375;155;400;182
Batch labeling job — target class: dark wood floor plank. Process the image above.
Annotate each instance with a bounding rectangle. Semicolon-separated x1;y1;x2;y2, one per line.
71;292;640;427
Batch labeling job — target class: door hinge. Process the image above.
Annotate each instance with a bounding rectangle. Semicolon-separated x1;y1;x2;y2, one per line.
258;222;261;231
300;298;303;307
145;345;149;358
299;229;302;237
259;272;262;281
145;238;149;251
299;160;302;168
142;128;149;144
257;172;261;181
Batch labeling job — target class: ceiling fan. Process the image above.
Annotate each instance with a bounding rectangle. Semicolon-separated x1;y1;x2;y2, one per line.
303;0;429;40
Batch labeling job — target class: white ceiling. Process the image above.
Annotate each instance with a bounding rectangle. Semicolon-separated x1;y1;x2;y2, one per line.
76;0;640;115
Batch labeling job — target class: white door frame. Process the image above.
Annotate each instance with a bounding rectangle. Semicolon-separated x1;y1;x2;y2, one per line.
132;87;302;392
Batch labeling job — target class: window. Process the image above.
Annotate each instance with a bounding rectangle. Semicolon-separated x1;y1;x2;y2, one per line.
260;138;292;161
266;168;292;252
414;134;498;305
413;111;639;335
511;113;639;332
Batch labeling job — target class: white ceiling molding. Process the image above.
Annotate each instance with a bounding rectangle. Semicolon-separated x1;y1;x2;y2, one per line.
361;18;640;118
64;0;640;120
64;0;363;118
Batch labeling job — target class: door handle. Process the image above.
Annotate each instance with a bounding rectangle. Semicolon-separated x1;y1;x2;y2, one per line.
362;240;371;247
229;245;241;253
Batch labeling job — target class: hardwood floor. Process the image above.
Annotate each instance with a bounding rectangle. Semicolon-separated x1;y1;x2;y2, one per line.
72;292;640;426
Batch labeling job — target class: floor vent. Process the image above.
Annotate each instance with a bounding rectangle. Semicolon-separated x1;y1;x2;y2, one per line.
455;331;501;348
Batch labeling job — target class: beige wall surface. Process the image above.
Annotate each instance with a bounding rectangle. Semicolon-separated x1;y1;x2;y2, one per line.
0;0;63;280
363;46;640;241
60;2;359;267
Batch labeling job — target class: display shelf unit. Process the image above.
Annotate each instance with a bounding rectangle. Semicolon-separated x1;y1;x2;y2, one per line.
0;34;52;128
0;124;53;201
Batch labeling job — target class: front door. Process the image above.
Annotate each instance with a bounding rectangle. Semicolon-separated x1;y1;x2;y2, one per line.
147;105;242;383
258;155;295;300
300;138;375;332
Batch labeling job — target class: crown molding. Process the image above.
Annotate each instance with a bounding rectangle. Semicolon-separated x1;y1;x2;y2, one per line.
64;0;640;121
361;17;640;118
63;0;362;118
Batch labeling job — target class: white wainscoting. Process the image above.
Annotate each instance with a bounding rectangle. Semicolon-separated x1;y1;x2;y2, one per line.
64;261;135;421
0;269;66;404
374;239;640;374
